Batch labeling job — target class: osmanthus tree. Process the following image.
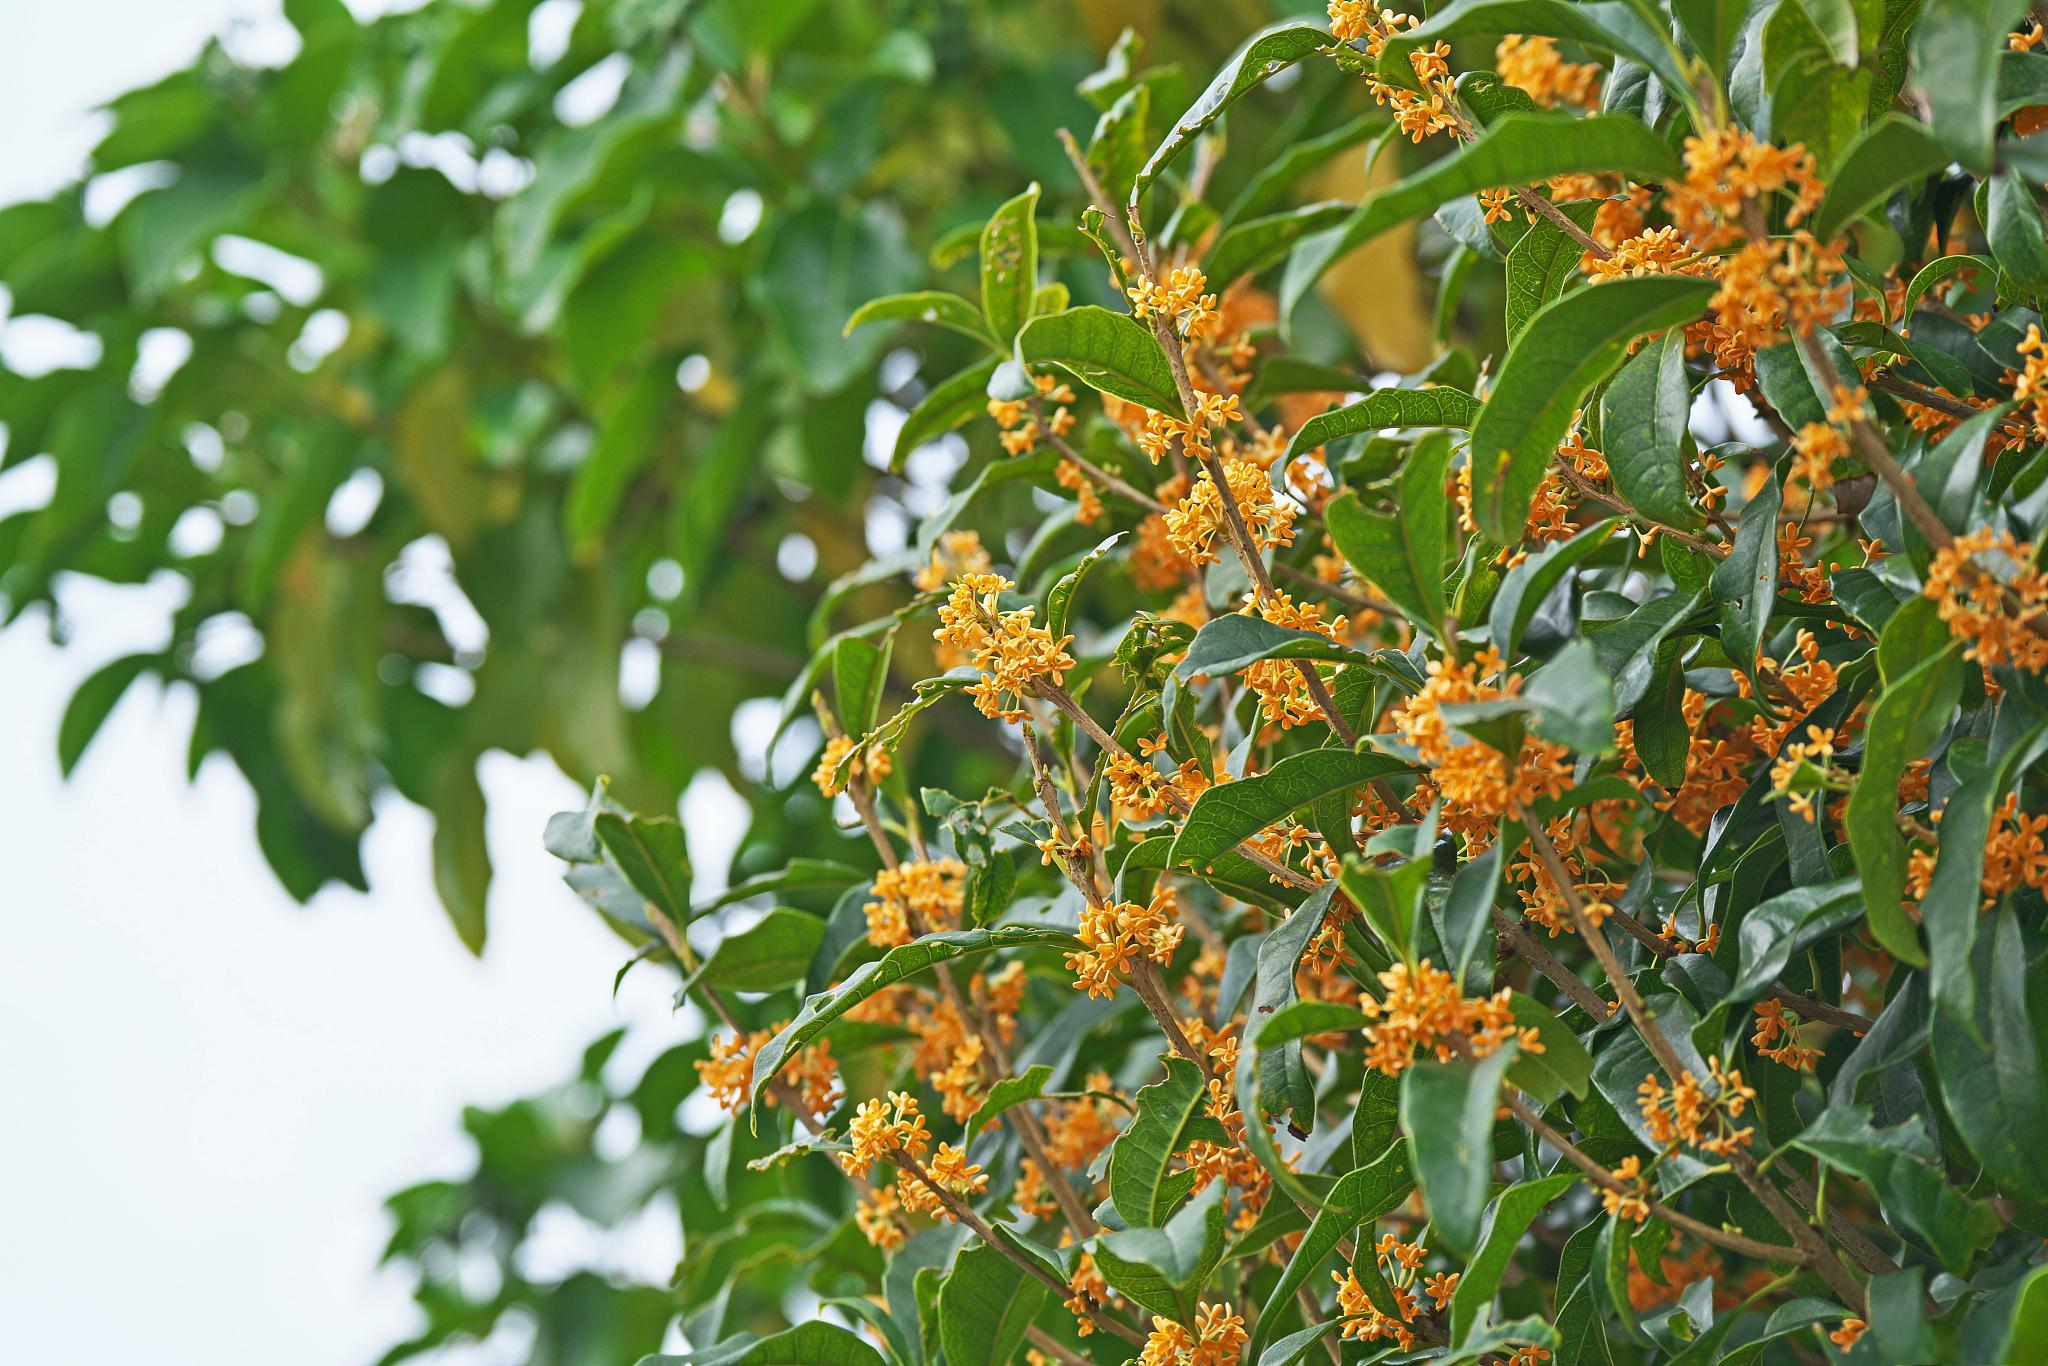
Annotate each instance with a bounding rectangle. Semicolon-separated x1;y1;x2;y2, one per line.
529;1;2048;1363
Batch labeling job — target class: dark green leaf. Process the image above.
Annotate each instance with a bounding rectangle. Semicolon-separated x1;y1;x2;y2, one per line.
1400;1045;1517;1258
1109;1055;1234;1226
1708;477;1783;675
1171;746;1408;873
938;1241;1046;1366
1447;1173;1579;1346
890;358;1002;471
980;183;1041;345
1813;115;1954;241
1019;306;1184;416
1913;0;2031;173
1600;329;1702;529
1325;431;1453;631
1285;386;1481;462
1504;199;1600;340
1729;877;1863;1000
1467;276;1717;542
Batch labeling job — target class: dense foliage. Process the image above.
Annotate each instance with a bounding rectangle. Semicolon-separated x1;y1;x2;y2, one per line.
18;0;2048;1362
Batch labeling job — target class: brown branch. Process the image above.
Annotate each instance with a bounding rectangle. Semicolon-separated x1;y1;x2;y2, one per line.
1505;1092;1809;1263
1518;813;1867;1310
887;1150;1146;1345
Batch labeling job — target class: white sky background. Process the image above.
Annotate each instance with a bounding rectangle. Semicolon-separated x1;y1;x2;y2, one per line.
0;3;715;1362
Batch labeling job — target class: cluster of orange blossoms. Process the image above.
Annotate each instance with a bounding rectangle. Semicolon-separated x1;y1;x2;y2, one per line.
1359;958;1543;1076
1906;792;2048;912
1064;885;1186;998
986;372;1078;458
1164;457;1297;565
1923;527;2048;675
934;572;1077;721
1328;3;1460;141
862;857;965;947
1495;33;1602;107
1640;1059;1758;1157
1389;647;1575;842
697;1023;842;1122
1333;1232;1458;1349
1137;1302;1248;1366
810;732;891;799
1751;998;1821;1069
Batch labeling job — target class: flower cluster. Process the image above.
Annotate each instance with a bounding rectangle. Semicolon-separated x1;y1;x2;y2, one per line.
1359;958;1542;1076
811;732;892;798
1924;527;2048;675
934;572;1077;721
1906;792;2048;911
1637;1058;1758;1159
1750;998;1821;1070
1127;266;1221;342
697;1024;844;1122
1163;458;1297;565
1330;3;1461;141
863;858;966;947
1495;33;1602;108
1389;647;1575;840
1064;885;1185;998
841;1089;931;1178
1333;1232;1462;1349
1136;1301;1247;1366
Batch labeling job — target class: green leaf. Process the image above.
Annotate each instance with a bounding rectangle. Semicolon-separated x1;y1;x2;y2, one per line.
430;761;491;955
1401;1046;1516;1258
1846;623;1965;965
1171;746;1410;874
1791;1105;1998;1274
1707;476;1783;676
639;1320;888;1366
1244;1154;1410;1362
844;290;997;346
1018;306;1184;416
1504;199;1600;340
1325;431;1453;630
1812;115;1953;241
1109;1055;1234;1226
1437;842;1504;991
1285;386;1480;462
1600;328;1702;529
1673;0;1748;76
1447;1173;1579;1347
1339;848;1430;966
963;1064;1054;1145
1467;276;1716;542
938;1241;1045;1366
1045;532;1124;641
980;184;1041;345
1095;1178;1230;1322
833;634;890;736
1988;168;2048;296
1254;999;1373;1048
1728;876;1863;1000
1133;23;1337;207
749;926;1081;1122
1926;717;2048;1022
1522;638;1617;755
594;811;693;926
1174;615;1376;677
890;357;1002;472
1913;0;2031;173
1377;0;1694;101
1995;1264;2048;1366
1490;519;1620;657
58;652;155;776
688;908;828;993
1285;116;1683;324
752;201;919;396
1206;200;1351;287
1505;993;1593;1102
1087;85;1152;209
1248;884;1340;1131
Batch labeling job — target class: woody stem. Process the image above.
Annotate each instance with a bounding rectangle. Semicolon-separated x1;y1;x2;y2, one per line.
886;1149;1146;1345
1517;812;1868;1310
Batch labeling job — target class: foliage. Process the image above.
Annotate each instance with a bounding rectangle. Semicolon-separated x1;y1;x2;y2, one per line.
20;0;2048;1363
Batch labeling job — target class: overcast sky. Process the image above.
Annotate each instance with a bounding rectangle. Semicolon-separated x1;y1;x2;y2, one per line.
0;4;701;1362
